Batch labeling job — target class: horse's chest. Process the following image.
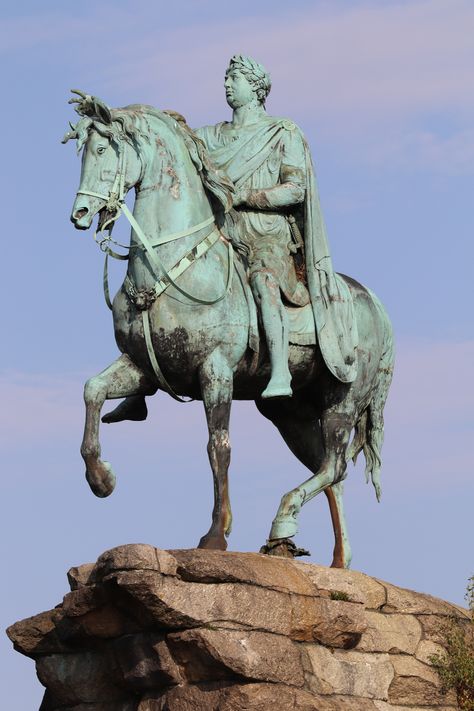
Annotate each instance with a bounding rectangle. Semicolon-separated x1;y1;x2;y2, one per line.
114;292;237;378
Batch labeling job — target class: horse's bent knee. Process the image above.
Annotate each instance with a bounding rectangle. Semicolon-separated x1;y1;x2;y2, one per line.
334;459;348;484
251;270;279;298
302;469;334;503
208;429;230;447
207;430;231;462
84;377;107;404
81;442;100;460
280;487;305;516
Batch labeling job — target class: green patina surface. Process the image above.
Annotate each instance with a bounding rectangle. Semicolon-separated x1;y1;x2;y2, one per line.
63;56;394;567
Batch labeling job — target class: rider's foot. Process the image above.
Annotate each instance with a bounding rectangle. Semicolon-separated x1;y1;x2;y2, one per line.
261;376;292;399
102;395;148;424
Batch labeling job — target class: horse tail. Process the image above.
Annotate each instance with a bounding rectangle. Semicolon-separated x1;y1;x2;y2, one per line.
346;289;395;501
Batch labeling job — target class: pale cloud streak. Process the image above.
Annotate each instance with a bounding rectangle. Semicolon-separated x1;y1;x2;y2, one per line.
2;339;473;487
1;372;84;443
5;1;473;172
99;0;474;114
6;1;474;119
386;339;474;427
381;339;473;487
106;0;474;173
369;127;474;175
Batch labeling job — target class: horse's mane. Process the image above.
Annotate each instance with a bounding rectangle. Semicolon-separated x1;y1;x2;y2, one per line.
70;104;234;215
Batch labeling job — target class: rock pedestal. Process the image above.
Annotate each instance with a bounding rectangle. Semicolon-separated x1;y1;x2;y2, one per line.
7;545;468;710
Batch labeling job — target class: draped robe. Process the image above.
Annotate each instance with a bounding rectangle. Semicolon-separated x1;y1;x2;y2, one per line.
196;117;358;383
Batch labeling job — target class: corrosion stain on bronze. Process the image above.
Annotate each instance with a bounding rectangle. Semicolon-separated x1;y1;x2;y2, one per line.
65;56;394;569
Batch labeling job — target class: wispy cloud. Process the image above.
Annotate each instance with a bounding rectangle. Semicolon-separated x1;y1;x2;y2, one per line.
7;2;474;118
2;338;473;488
0;13;95;53
386;339;474;426
367;127;474;175
382;339;474;487
1;372;84;442
5;1;473;173
98;0;474;115
104;0;474;173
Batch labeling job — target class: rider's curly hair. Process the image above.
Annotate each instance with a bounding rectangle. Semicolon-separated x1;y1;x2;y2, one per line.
227;54;271;106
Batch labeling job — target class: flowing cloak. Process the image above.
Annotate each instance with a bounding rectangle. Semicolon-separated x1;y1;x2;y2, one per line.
197;118;358;383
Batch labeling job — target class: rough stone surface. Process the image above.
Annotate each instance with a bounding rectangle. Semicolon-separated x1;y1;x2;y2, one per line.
295;562;387;608
303;645;394;699
415;638;447;665
290;595;367;647
67;563;95;590
381;581;469;619
358;610;422;654
7;546;464;710
7;609;67;656
374;704;458;711
172;548;316;595
388;654;458;706
167;627;305;685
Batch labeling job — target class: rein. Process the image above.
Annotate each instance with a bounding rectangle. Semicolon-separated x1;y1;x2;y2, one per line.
77;138;234;402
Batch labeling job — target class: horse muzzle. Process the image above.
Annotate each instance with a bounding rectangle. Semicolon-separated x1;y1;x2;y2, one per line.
71;194;103;230
71;206;92;229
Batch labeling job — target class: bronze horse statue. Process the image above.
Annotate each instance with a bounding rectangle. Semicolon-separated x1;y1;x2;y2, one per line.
64;94;394;568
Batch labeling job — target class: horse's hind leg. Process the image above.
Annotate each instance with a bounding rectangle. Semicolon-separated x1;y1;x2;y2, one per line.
198;351;233;551
325;482;352;568
266;407;353;566
81;354;155;497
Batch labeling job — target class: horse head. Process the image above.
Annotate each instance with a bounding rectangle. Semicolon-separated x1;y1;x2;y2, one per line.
63;91;234;234
63;90;143;230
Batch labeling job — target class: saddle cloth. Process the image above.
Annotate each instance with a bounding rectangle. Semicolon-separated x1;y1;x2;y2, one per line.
234;258;316;354
287;303;316;345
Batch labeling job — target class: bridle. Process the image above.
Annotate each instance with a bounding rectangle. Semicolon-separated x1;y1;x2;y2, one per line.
77;134;234;402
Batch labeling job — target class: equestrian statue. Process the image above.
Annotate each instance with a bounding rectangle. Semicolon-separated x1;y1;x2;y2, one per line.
63;55;394;567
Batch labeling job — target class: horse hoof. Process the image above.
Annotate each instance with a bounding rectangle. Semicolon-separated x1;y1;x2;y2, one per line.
260;538;310;559
197;534;228;551
86;461;116;498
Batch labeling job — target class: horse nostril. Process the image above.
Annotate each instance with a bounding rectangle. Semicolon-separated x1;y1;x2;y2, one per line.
74;207;89;220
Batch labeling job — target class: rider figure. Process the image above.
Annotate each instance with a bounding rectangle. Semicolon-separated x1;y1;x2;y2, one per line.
103;55;357;422
196;54;309;399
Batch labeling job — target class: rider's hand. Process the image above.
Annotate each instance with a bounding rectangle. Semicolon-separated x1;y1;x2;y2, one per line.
232;188;250;207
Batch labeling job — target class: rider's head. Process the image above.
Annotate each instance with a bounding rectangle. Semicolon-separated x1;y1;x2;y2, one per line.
225;55;271;109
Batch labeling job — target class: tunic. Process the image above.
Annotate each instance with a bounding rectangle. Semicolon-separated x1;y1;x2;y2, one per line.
196;118;309;306
196;115;359;383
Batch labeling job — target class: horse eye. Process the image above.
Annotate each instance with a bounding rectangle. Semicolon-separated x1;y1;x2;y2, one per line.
97;146;106;155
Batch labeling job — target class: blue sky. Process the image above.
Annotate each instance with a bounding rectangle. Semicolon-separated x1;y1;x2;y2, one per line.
1;1;473;707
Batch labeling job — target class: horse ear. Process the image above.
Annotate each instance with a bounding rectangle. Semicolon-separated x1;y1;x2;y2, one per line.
61;122;77;144
95;100;112;125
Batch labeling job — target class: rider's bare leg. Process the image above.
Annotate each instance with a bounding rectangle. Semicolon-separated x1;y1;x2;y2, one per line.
197;350;233;550
251;270;292;399
81;354;156;497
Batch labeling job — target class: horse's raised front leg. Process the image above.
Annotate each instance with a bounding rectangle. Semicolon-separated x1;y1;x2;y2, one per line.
198;351;233;551
81;354;155;498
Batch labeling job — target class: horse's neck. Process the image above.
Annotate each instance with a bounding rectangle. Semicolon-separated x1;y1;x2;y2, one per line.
127;148;213;289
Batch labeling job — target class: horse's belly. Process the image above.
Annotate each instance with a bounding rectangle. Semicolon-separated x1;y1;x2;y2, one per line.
112;288;249;394
233;341;320;400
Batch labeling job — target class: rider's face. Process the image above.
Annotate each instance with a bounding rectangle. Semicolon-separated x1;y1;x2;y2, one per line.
224;68;256;109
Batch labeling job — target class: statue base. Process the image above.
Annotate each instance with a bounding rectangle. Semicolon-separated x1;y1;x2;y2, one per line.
7;545;467;710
